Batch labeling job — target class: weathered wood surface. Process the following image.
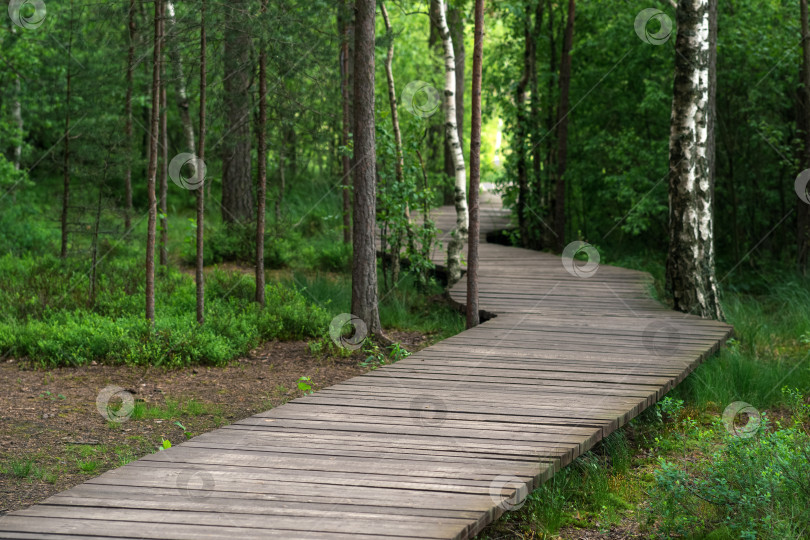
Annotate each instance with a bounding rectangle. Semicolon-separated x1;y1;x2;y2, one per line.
0;192;732;539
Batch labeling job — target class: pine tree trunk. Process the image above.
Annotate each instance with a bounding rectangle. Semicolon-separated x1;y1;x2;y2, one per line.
545;0;557;217
437;0;468;288
124;0;136;230
799;0;810;273
146;0;164;324
196;0;206;325
553;0;575;252
60;1;75;260
515;4;531;247
159;61;168;267
276;143;285;222
351;0;383;337
665;0;724;320
467;0;485;329
166;1;196;154
11;28;23;170
221;0;254;224
339;0;353;244
255;0;268;305
530;0;543;241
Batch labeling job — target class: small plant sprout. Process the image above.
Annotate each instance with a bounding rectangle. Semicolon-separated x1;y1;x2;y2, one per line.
297;376;313;395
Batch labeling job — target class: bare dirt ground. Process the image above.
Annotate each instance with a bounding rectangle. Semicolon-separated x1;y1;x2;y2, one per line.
0;331;428;514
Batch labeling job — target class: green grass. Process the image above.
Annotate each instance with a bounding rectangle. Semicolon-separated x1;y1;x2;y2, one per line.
129;398;219;421
286;270;464;341
670;274;810;410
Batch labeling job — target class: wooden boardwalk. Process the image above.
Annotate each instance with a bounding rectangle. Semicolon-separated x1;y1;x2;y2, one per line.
0;193;732;539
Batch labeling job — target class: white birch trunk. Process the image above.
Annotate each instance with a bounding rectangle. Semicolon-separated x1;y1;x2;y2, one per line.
665;0;724;320
166;1;196;154
437;0;468;288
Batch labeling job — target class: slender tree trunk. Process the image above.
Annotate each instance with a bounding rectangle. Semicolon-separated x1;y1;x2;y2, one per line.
380;1;405;287
221;0;254;224
553;0;575;252
530;0;543;224
124;0;136;230
146;0;164;324
196;0;206;325
437;0;468;288
351;0;383;337
166;1;196;154
255;0;268;305
443;7;465;183
12;76;22;170
428;0;448;202
60;1;75;259
799;0;810;273
11;28;23;170
159;60;169;267
545;0;557;219
339;0;353;244
515;4;531;246
276;142;285;221
665;0;724;320
467;0;485;329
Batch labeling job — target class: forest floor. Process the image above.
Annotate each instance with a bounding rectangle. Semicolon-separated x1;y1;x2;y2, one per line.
0;330;429;514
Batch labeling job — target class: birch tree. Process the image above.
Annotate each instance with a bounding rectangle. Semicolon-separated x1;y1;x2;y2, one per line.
665;0;724;320
165;1;196;155
380;1;406;286
437;0;468;288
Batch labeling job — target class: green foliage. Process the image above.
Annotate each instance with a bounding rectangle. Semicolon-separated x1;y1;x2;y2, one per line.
648;402;810;539
0;254;330;367
359;338;411;369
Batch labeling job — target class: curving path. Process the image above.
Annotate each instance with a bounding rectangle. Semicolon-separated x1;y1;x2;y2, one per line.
0;193;732;539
